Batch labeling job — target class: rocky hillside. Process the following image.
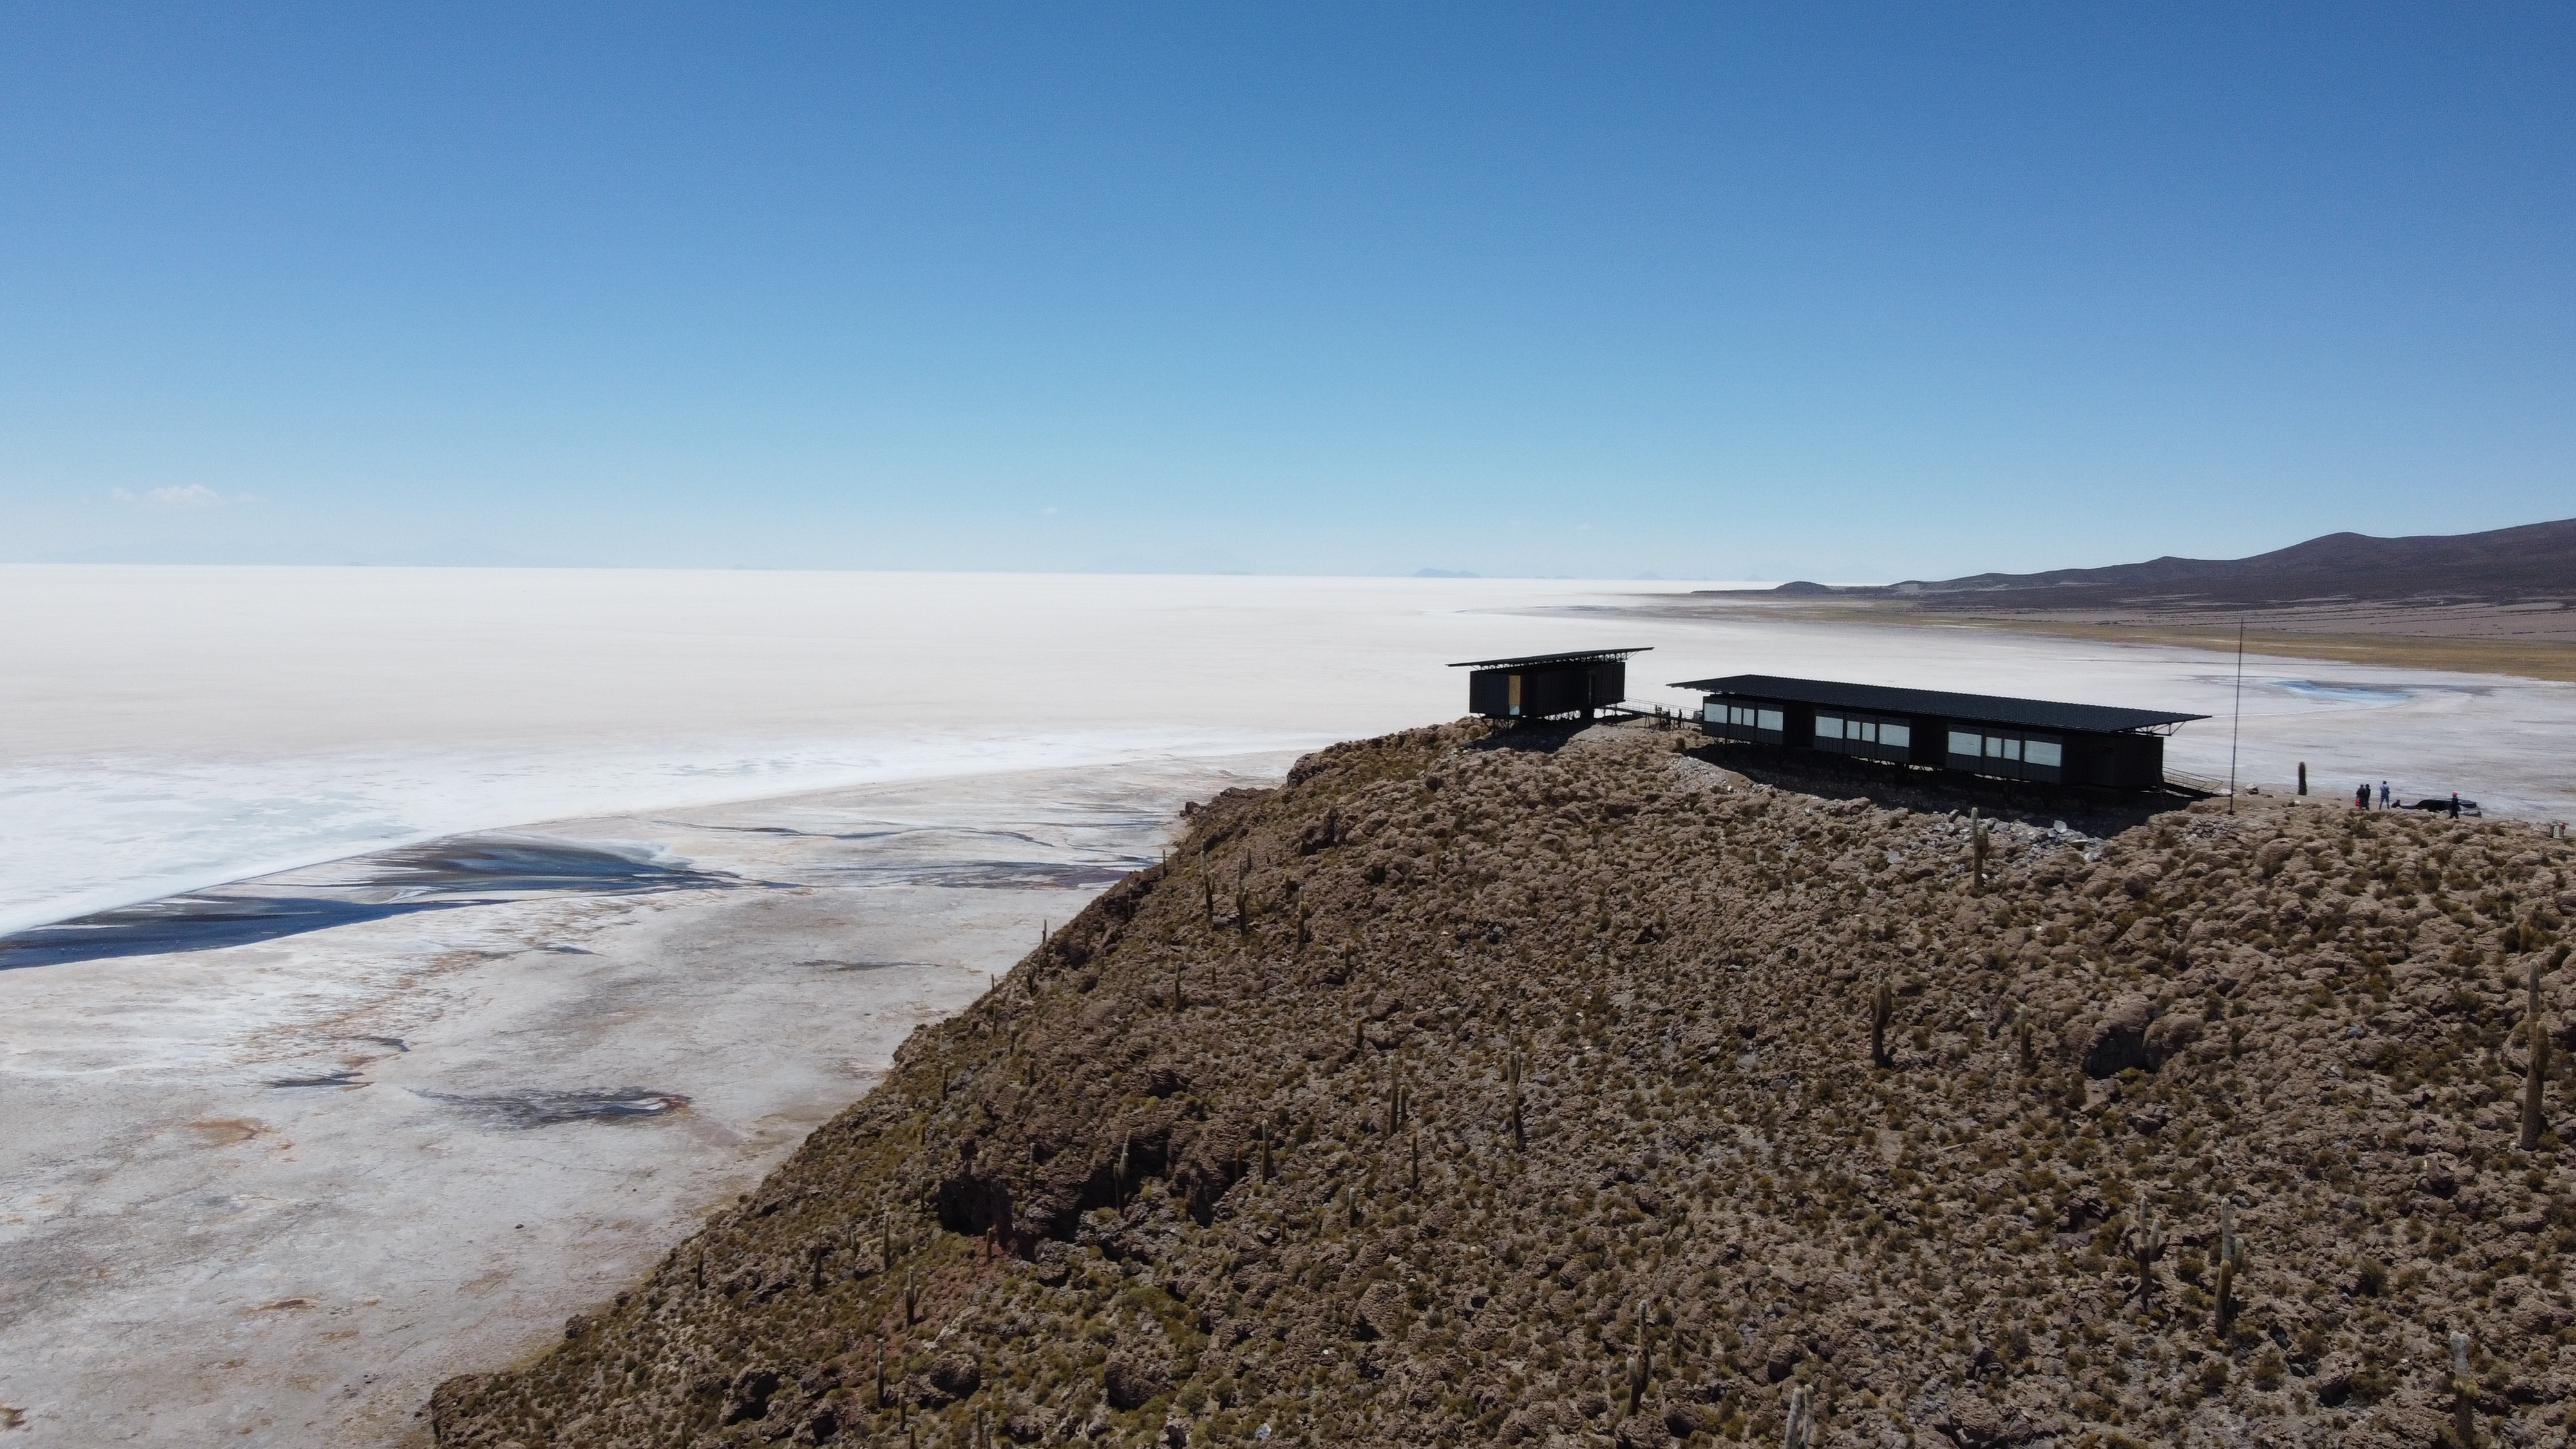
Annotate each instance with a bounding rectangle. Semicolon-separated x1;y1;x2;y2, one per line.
1755;516;2576;612
431;721;2576;1448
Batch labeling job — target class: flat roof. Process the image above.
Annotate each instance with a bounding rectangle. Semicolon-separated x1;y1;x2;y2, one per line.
1448;647;1651;670
1667;673;2208;735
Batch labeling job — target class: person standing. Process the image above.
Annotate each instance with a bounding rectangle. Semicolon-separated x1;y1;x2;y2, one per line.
2380;781;2391;810
2356;782;2370;810
2450;792;2461;819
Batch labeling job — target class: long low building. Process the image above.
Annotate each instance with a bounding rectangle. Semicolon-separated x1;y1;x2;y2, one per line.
1671;674;2208;790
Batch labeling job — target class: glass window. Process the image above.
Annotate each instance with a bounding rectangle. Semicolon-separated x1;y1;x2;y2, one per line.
1815;714;1844;740
2025;739;2063;768
1757;709;1783;732
1949;730;1980;757
1855;719;1877;743
1703;700;1721;723
1881;723;1910;748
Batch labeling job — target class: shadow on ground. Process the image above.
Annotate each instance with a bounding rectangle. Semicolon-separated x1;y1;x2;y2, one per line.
1683;738;2201;836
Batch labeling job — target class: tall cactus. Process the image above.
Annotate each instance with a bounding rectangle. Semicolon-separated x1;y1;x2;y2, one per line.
1969;807;1991;893
2523;945;2566;1150
2213;1198;2246;1336
1623;1300;1652;1416
2452;1331;2477;1448
2127;1200;2166;1305
1782;1383;1814;1449
1870;980;1895;1070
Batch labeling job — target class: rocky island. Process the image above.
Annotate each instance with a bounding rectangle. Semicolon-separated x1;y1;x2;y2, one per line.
431;720;2576;1448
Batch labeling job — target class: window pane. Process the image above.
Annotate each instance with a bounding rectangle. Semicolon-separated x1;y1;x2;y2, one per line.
1882;723;1910;748
1758;710;1783;732
1815;715;1843;740
2005;738;2022;761
1985;736;2004;757
1703;701;1720;723
2026;739;2063;768
1949;730;1980;756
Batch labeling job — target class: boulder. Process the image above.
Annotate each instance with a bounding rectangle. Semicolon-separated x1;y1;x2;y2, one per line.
1103;1354;1168;1412
2077;994;2157;1078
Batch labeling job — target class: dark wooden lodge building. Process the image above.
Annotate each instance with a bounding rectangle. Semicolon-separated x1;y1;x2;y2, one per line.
1672;673;2206;790
1454;648;1648;722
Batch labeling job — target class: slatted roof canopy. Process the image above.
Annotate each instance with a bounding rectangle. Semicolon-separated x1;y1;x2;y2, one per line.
1668;674;2207;735
1448;647;1651;669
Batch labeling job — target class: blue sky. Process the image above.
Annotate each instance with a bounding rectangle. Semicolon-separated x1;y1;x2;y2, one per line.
3;5;2569;580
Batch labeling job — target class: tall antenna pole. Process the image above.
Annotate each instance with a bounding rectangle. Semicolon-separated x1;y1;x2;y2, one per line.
2227;616;2246;815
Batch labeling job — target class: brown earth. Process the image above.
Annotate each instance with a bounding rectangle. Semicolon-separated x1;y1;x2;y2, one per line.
428;719;2576;1448
1668;516;2576;681
1727;517;2576;616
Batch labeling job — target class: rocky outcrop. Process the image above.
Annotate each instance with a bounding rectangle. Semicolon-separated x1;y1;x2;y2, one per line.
430;720;2576;1448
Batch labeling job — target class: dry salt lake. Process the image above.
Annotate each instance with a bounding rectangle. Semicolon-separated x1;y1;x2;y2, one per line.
3;565;2571;1444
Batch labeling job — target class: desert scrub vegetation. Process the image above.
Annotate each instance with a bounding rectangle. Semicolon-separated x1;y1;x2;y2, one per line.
431;720;2576;1448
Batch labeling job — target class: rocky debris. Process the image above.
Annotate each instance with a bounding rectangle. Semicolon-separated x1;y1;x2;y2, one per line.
1103;1353;1168;1412
429;720;2576;1448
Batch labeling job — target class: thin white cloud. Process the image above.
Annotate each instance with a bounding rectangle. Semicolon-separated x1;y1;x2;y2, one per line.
111;485;258;508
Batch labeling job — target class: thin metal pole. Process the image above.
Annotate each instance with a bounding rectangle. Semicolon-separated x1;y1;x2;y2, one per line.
2227;616;2245;815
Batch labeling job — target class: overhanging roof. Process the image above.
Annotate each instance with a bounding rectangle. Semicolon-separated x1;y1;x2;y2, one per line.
1667;673;2207;735
1448;647;1651;670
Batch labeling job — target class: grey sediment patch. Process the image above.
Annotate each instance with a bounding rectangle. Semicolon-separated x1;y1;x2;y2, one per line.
419;1088;692;1128
812;858;1148;890
268;1069;368;1089
0;834;749;969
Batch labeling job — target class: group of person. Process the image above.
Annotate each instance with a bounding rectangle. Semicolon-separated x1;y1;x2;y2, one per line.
2354;779;2465;817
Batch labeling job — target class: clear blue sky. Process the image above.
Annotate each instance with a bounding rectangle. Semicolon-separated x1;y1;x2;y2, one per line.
3;5;2569;580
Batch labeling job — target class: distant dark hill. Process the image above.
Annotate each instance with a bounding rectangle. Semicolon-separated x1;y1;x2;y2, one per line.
1786;517;2576;612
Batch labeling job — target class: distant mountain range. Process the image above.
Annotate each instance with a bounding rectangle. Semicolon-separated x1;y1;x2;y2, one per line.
1751;516;2576;614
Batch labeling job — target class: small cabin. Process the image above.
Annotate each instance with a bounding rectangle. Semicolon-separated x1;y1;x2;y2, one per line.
1453;648;1648;722
1671;673;2204;790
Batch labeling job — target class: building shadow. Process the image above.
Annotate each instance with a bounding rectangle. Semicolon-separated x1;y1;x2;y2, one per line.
1683;739;2203;837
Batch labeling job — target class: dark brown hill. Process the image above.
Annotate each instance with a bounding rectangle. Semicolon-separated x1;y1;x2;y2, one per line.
1735;517;2576;614
430;721;2576;1449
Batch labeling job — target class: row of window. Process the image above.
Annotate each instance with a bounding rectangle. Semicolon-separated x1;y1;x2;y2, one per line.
1707;702;1785;731
1948;730;2063;768
1815;713;1911;748
1705;701;2066;770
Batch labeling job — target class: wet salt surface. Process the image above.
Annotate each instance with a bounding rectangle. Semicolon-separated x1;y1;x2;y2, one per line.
0;837;746;969
2272;679;2427;706
0;753;1286;1448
